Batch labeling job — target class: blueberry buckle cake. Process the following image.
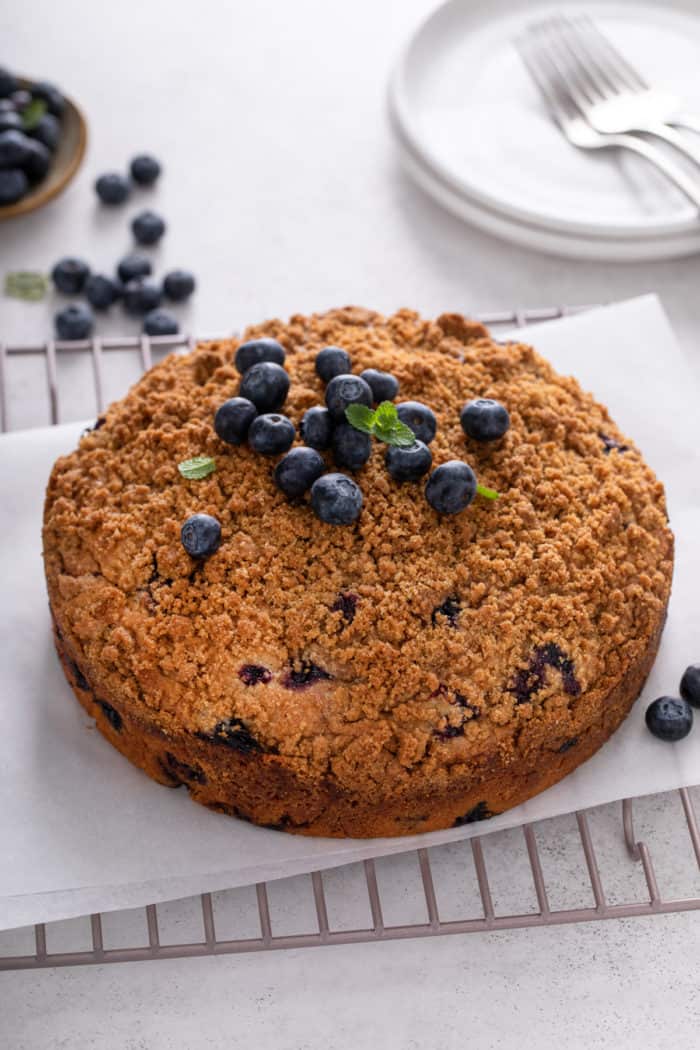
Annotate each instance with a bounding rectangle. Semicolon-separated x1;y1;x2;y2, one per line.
43;307;673;838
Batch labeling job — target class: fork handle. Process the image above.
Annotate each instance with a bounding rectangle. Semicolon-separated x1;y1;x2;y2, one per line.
610;133;700;212
636;122;700;169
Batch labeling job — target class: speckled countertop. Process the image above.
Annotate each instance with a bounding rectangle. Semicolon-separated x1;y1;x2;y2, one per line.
2;0;700;1045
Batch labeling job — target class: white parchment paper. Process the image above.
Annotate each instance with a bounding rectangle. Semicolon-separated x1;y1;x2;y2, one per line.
2;295;700;931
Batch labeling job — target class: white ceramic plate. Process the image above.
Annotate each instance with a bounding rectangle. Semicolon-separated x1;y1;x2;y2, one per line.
389;0;700;255
392;109;700;260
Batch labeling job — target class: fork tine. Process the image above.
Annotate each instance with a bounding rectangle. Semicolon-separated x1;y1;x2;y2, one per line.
515;33;575;132
571;14;649;92
558;16;626;96
543;17;608;105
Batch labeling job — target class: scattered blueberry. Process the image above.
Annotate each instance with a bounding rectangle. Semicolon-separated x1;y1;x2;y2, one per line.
0;111;22;133
0;129;32;166
132;209;166;245
454;801;492;826
31;113;60;151
360;368;399;403
600;433;629;454
0;168;28;205
123;277;162;316
460;398;510;442
332;592;358;624
0;69;18;98
55;303;94;341
396;401;437;444
95;172;131;205
316;346;351;382
431;595;461;627
143;308;179;336
67;656;89;690
274;447;325;497
310;472;363;525
680;665;700;709
117;253;152;283
163;269;195;302
509;643;580;704
283;661;332;690
97;700;123;732
645;696;693;742
84;273;122;310
385;440;432;482
235;337;286;374
214;397;258;445
51;257;90;295
180;513;222;559
21;138;51;182
425;460;477;514
239;664;272;686
200;718;263;753
300;406;333;450
10;89;32;111
130;153;161;185
248;413;295;455
31;81;65;117
325;373;373;421
163;751;206;784
557;737;579;753
332;421;371;472
239;361;290;412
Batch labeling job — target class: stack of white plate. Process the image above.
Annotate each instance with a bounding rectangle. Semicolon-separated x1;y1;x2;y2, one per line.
388;0;700;260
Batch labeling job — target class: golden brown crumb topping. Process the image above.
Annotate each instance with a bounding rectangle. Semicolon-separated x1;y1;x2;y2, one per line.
43;307;672;790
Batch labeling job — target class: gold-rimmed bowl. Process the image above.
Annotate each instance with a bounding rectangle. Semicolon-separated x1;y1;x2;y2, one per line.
0;77;87;221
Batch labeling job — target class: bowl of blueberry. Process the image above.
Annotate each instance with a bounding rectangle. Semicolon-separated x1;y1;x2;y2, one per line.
0;66;87;219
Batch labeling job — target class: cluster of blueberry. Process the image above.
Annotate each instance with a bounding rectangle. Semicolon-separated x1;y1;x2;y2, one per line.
50;152;196;341
646;665;700;742
52;252;195;340
178;337;510;556
0;68;65;206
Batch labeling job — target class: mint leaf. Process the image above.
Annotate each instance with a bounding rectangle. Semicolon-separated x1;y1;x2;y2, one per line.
4;271;49;301
21;98;47;131
373;402;416;447
346;399;417;448
345;403;376;434
178;455;216;480
476;483;499;501
373;401;398;428
382;420;416;448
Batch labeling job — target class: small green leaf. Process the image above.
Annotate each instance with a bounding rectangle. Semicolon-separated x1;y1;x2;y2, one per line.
476;483;499;501
345;403;376;434
373;401;398;428
21;98;47;131
4;271;49;301
382;421;417;448
178;455;217;480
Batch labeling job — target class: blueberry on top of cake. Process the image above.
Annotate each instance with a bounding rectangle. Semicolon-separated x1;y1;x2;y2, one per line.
43;307;673;837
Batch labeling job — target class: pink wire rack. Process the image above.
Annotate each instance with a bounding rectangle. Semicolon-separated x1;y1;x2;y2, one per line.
1;306;699;972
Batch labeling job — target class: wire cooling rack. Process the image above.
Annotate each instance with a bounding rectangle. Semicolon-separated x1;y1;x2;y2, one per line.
1;306;699;972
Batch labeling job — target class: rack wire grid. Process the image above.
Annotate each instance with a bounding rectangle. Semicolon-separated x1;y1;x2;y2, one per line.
1;305;699;972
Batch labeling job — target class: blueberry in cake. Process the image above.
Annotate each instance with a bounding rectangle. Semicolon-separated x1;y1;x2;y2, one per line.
43;307;673;837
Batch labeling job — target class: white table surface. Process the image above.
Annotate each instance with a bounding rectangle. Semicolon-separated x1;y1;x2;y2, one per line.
3;0;700;1046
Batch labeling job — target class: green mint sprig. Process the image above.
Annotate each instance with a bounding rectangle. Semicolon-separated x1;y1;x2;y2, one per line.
346;400;500;500
21;99;47;131
345;401;416;448
4;271;49;301
178;455;217;480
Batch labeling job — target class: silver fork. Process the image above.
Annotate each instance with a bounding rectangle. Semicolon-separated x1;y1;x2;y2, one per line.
539;15;700;167
515;31;700;213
